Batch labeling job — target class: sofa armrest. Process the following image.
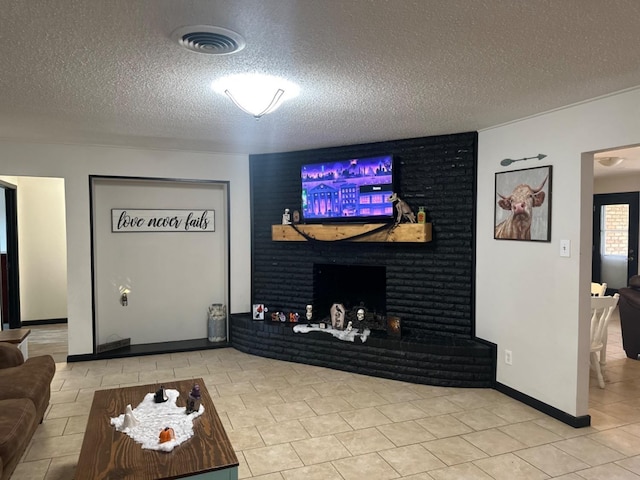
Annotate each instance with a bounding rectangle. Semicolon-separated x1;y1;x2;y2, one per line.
0;342;25;368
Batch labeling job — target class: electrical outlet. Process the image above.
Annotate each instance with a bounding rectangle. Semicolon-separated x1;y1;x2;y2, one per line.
505;349;513;365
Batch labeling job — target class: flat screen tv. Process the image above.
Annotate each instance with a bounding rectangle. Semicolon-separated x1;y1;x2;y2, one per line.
301;155;395;223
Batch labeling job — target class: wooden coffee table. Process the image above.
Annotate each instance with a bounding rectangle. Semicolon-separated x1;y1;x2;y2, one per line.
76;378;238;479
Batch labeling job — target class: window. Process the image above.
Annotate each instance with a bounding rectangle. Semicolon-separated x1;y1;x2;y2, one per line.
600;204;629;256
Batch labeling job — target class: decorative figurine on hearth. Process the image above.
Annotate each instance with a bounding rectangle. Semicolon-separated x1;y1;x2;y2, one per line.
154;386;168;403
346;321;353;332
253;303;265;320
330;303;346;330
388;192;416;224
387;315;402;338
305;304;313;324
185;384;202;414
357;308;365;322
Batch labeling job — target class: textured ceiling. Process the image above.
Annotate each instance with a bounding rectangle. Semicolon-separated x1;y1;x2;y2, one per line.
1;0;640;157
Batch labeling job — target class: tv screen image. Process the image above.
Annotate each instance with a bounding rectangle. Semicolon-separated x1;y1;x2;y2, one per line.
301;155;394;223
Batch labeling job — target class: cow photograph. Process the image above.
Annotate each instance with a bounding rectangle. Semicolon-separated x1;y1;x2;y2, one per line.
494;165;552;242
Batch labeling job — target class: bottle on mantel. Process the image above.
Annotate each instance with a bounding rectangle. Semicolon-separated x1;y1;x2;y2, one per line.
417;207;426;224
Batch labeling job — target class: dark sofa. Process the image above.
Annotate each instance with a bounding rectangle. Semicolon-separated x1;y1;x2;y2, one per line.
0;342;56;480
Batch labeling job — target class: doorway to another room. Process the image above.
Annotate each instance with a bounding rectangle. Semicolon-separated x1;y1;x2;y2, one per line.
592;192;639;294
0;176;68;365
0;181;20;331
588;146;640;399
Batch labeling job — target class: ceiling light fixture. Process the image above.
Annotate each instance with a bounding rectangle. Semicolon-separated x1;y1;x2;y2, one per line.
597;156;624;167
212;74;300;118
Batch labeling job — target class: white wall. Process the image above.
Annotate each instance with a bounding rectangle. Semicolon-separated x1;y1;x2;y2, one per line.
477;87;640;417
16;177;68;321
594;172;640;194
0;142;250;356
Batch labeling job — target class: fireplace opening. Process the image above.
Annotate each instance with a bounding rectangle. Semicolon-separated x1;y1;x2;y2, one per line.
313;264;386;329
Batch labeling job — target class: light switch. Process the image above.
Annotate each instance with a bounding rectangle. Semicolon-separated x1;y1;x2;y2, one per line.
560;239;571;257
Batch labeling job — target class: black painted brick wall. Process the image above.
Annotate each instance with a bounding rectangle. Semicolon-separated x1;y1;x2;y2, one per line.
249;132;478;339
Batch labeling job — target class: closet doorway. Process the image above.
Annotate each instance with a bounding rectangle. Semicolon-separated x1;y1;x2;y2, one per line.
90;176;230;353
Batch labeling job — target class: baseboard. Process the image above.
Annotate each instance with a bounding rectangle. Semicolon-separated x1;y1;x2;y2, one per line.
97;337;131;353
67;337;231;363
67;353;96;362
21;318;68;325
495;382;591;428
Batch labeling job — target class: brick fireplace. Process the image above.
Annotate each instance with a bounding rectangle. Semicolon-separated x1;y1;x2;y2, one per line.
230;131;496;387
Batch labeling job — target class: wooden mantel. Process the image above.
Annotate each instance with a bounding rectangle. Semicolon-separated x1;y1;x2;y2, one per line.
272;223;432;243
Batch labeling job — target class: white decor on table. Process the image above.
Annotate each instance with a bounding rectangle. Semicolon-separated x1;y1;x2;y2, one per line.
110;388;204;452
293;323;370;343
122;404;139;429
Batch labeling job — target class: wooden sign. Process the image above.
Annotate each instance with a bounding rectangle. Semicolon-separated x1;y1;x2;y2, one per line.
111;209;215;233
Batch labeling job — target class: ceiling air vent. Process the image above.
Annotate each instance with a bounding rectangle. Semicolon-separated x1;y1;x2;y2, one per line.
172;25;246;55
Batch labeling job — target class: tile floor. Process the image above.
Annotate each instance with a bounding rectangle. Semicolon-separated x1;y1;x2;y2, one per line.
10;312;640;480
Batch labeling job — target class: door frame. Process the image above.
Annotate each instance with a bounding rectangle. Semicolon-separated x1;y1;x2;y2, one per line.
89;175;232;354
1;182;21;329
592;191;640;292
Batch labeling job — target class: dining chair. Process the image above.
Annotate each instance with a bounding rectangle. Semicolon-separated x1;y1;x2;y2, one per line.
590;293;619;388
591;282;607;296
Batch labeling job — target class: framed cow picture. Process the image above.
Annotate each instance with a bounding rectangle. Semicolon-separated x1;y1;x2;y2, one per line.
494;165;552;242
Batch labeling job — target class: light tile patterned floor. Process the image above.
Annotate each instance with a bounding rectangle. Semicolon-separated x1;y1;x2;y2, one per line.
11;312;640;480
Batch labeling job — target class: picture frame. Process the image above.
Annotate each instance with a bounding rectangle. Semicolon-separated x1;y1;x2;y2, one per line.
494;165;552;242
